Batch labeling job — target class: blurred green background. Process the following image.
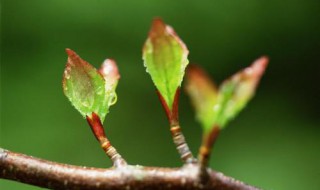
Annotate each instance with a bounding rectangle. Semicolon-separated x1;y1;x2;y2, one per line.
1;0;319;189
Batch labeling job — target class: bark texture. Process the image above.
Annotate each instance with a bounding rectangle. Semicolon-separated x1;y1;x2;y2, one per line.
0;148;259;190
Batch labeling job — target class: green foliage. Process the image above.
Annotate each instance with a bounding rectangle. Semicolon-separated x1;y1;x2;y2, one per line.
143;18;189;110
62;49;119;122
186;57;268;133
185;65;218;131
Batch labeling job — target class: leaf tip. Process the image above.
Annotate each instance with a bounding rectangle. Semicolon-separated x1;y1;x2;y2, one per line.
257;55;269;65
252;56;269;73
65;49;82;65
254;56;269;71
243;55;269;84
149;17;166;37
62;49;74;92
65;48;76;57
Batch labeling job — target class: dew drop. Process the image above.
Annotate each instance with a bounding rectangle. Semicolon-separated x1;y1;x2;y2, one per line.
143;62;149;73
108;93;117;106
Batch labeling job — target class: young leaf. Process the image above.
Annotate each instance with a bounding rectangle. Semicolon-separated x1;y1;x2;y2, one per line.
143;18;189;111
99;59;120;91
185;65;218;131
143;19;195;163
99;59;120;107
185;56;268;133
62;49;119;122
214;56;268;128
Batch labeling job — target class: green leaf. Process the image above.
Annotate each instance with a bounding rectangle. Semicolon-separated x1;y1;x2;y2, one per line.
185;65;218;131
143;18;189;110
185;57;268;133
62;49;119;122
214;56;268;128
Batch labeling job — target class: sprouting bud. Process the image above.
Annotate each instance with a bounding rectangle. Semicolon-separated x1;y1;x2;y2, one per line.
143;18;189;111
99;59;120;91
63;49;120;123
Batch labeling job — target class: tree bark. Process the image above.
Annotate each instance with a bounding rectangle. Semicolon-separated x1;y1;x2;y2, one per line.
0;148;259;190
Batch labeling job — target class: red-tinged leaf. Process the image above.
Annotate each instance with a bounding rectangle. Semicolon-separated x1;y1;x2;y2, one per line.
185;57;268;132
214;56;269;128
157;88;181;125
143;18;189;114
63;49;118;122
185;65;218;131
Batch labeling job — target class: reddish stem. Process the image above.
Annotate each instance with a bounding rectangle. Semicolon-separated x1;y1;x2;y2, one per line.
198;127;220;181
86;112;127;167
156;88;195;163
86;112;107;142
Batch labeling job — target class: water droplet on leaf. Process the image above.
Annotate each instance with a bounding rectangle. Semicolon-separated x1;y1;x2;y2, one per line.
108;93;117;106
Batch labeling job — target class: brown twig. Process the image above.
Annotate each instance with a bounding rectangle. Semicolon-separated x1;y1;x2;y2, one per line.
0;148;259;190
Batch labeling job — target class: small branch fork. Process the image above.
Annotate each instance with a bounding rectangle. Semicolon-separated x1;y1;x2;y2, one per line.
84;68;219;180
0;89;256;190
0;148;259;190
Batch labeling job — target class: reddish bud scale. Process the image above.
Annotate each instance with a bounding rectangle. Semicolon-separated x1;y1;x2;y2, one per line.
65;48;77;59
156;88;180;126
157;88;195;163
86;112;107;142
198;126;220;180
199;127;220;164
86;112;127;167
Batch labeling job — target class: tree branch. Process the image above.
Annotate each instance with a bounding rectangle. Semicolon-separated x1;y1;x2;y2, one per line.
0;148;259;190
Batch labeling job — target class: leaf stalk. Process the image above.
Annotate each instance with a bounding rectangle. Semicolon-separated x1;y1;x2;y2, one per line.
198;126;220;181
86;112;127;167
157;88;196;164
